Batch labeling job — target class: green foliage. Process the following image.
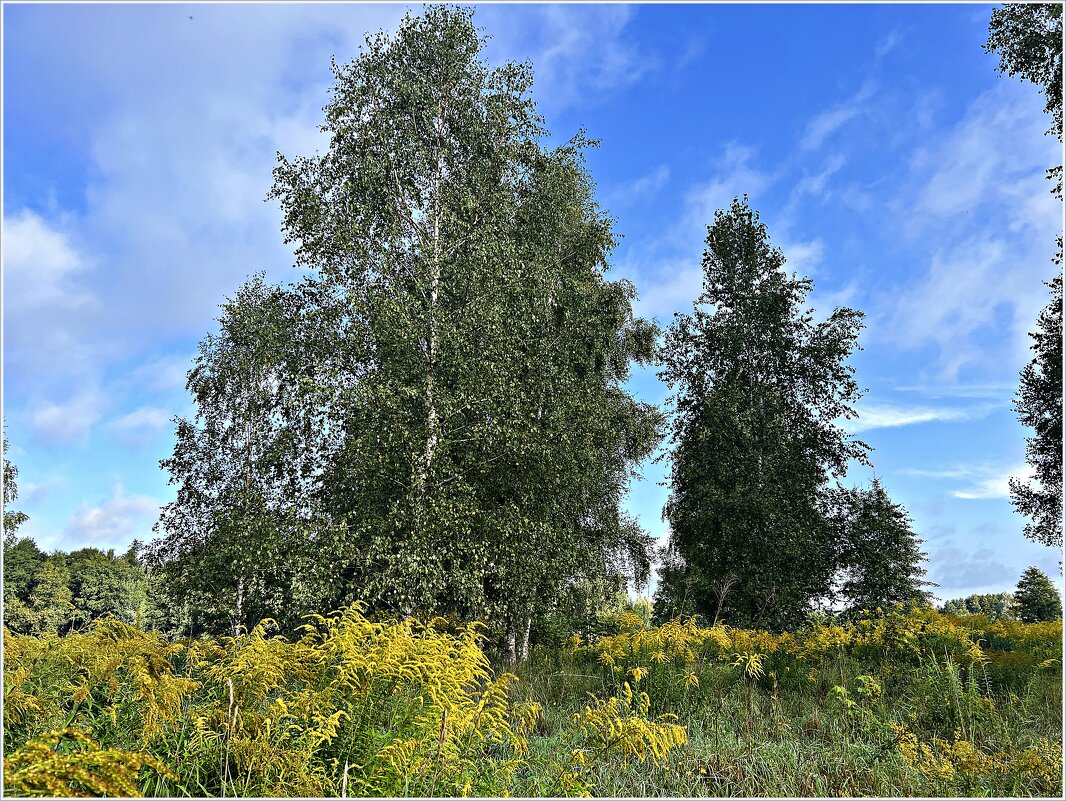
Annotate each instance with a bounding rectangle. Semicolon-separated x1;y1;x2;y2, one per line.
4;536;161;637
941;592;1017;621
1014;566;1062;622
656;196;869;630
985;3;1063;144
3;727;176;798
1010;270;1063;548
3;536;46;606
3;439;30;538
26;557;74;636
829;479;934;613
149;276;342;636
985;4;1064;547
154;6;660;643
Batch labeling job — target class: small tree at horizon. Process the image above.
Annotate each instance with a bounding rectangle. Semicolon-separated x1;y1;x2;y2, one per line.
1014;566;1062;622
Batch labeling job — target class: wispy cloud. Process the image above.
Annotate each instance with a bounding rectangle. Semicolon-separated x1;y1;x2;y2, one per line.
790;154;848;202
847;401;998;433
602;164;670;209
952;465;1033;500
127;354;194;394
781;239;825;276
108;407;175;447
883;80;1061;377
891;383;1016;400
800;83;875;151
622;143;774;320
899;462;1033;501
874;27;903;59
482;4;654;114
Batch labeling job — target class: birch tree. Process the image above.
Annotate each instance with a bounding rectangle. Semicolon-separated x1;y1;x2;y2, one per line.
655;197;868;630
156;7;658;641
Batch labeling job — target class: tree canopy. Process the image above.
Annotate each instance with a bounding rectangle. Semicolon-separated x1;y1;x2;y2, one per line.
829;479;934;613
655;197;869;630
986;3;1064;549
1014;566;1062;622
150;7;660;649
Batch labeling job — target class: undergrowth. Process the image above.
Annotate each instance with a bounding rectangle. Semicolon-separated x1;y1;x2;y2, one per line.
4;604;1062;797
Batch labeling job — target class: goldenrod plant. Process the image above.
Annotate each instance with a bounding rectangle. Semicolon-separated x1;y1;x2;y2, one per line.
3;602;1062;797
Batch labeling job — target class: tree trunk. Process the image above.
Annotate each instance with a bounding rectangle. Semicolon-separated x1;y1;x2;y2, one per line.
519;616;532;662
233;574;245;637
414;108;444;528
504;625;517;666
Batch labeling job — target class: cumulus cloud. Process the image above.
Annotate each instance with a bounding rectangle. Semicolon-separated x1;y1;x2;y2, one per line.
60;484;162;550
2;210;95;309
2;210;108;397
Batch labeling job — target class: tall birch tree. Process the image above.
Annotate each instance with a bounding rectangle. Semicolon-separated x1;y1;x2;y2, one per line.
156;7;659;641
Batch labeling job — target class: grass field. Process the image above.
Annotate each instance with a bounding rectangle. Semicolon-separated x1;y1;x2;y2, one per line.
3;604;1062;797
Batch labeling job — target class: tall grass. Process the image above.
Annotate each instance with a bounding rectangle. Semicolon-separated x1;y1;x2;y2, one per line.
4;604;1062;797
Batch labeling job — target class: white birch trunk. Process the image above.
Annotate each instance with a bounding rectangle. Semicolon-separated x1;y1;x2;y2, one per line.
519;616;532;661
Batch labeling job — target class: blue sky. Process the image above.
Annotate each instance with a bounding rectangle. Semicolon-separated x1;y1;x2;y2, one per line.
3;3;1062;602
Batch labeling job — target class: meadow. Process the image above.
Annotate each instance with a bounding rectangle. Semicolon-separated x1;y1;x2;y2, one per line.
3;603;1062;798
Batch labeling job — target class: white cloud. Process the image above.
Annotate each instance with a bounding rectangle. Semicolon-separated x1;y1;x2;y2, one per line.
128;354;194;394
603;164;670;208
881;80;1061;377
952;465;1034;500
899;462;1034;501
791;154;847;202
28;390;107;445
847;401;997;433
808;278;862;324
891;382;1016;400
874;28;902;58
800;83;874;151
18;474;69;505
782;239;825;277
4;5;407;437
60;484;161;549
2;209;95;309
622;144;775;320
482;4;654;113
108;406;174;447
681;144;773;237
2;211;108;395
